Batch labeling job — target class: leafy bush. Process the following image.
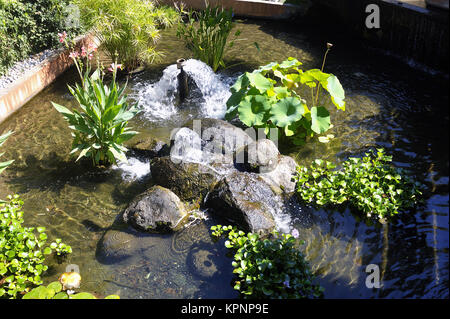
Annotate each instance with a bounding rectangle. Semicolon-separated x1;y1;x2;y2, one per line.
74;0;180;71
52;36;140;166
225;49;345;145
22;280;119;299
0;0;81;76
211;225;323;299
294;149;424;222
0;195;72;299
177;4;239;72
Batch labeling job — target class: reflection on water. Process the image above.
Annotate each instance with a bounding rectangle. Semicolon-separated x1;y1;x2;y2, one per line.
0;19;448;299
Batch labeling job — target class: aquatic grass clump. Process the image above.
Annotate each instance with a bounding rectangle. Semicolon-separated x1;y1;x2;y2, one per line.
211;225;323;299
74;0;180;71
294;149;424;222
177;4;239;72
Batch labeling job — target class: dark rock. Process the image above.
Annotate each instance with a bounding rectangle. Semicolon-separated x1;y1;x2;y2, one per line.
150;156;226;202
205;171;279;235
122;185;188;232
125;135;170;158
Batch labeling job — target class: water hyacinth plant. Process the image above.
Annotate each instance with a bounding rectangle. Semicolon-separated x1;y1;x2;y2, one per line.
177;4;240;72
52;34;140;166
0;195;72;299
225;44;345;145
294;148;424;222
211;225;323;299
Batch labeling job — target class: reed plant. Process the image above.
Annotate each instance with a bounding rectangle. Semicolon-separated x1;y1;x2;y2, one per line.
177;4;239;72
74;0;180;71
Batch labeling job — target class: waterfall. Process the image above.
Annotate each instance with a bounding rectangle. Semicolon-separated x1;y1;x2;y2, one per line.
134;59;231;122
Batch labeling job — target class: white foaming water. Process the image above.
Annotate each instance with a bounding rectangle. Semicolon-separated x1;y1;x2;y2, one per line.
135;59;230;121
115;157;150;181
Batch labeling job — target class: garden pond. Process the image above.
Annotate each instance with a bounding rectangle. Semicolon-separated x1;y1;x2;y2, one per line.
0;19;448;298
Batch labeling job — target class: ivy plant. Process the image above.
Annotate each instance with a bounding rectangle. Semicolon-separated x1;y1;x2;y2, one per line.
211;225;323;299
0;195;72;299
294;148;424;222
22;280;120;299
225;45;345;145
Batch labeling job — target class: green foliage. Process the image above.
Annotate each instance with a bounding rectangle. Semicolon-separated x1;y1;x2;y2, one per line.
74;0;180;71
0;0;81;76
50;239;72;257
0;131;14;176
0;195;72;299
52;39;140;166
211;225;323;299
225;55;345;145
22;280;120;299
294;149;424;221
177;4;239;72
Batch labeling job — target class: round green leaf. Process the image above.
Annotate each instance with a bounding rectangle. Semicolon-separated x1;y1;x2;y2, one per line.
238;95;271;127
269;97;305;128
310;106;331;134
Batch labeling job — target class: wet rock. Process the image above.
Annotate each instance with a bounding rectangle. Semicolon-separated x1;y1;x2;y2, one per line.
205;171;278;235
260;155;298;194
125;135;170;158
122;186;189;232
234;138;280;173
183;118;254;156
96;229;139;264
151;156;226;202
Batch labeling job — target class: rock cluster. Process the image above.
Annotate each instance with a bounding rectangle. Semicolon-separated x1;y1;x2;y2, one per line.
123;118;298;235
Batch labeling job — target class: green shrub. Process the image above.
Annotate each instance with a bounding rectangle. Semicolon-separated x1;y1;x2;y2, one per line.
225;47;345;145
211;225;323;299
0;195;72;299
177;4;239;72
52;37;140;166
294;149;424;222
74;0;180;71
22;280;120;299
0;0;81;76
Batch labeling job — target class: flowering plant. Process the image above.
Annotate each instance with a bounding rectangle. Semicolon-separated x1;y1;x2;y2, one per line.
211;225;323;299
51;33;140;166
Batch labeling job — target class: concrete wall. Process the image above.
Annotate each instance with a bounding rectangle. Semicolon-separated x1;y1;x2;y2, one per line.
159;0;310;19
0;34;97;124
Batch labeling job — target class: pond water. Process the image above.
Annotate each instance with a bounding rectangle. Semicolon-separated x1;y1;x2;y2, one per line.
0;19;448;299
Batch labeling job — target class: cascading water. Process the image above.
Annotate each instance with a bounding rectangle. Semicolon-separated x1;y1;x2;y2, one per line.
134;59;232;122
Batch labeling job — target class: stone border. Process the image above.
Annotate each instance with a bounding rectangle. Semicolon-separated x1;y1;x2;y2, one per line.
0;33;98;124
159;0;311;19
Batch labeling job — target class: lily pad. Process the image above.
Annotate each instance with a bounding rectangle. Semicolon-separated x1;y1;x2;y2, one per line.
238;95;271;127
269;97;305;128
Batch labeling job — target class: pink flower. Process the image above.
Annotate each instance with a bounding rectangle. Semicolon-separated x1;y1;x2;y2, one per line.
87;43;97;53
69;51;79;59
88;53;94;60
291;228;299;239
108;63;123;72
58;31;67;43
80;46;87;58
